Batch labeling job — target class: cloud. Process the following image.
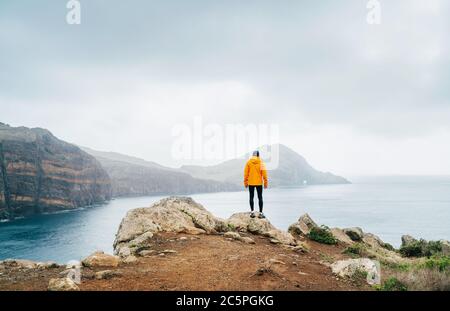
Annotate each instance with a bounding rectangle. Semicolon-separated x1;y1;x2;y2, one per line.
0;0;449;174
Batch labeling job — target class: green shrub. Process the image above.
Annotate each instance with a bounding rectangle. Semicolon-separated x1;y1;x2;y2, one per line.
426;241;443;256
400;239;442;258
308;226;337;245
422;255;450;272
227;223;236;231
381;261;411;272
377;277;408;291
343;243;365;257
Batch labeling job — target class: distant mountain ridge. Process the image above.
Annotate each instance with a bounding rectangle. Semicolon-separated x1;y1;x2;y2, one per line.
81;147;240;197
180;144;350;187
83;144;349;198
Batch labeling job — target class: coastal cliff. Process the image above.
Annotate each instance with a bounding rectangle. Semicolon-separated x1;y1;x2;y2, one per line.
81;147;240;197
0;123;112;220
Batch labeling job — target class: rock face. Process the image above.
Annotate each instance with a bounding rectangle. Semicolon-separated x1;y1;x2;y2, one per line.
331;258;380;285
114;197;297;256
0;123;112;220
114;197;227;256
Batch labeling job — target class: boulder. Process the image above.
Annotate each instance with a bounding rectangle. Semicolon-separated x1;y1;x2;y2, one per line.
343;227;364;241
288;213;318;236
330;228;354;245
440;240;450;256
331;258;380;285
114;197;226;256
362;233;385;249
82;251;120;268
227;212;296;245
401;235;417;247
48;278;80;291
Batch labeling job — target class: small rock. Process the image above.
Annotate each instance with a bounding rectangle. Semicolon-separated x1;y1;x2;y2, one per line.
179;237;188;241
122;255;138;264
240;236;256;244
48;278;80;291
37;261;60;270
138;250;155;257
291;242;310;253
268;259;286;265
160;249;177;254
270;239;281;244
81;270;96;280
224;231;241;240
95;270;122;280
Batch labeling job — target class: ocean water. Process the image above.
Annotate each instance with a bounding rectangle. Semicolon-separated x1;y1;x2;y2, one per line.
0;176;449;263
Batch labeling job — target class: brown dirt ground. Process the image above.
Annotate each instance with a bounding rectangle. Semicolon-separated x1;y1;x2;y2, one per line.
0;233;372;291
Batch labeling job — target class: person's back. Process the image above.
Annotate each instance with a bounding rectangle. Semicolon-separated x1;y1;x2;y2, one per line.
244;150;268;218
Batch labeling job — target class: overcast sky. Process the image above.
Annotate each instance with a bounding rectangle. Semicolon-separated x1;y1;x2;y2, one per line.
1;0;449;176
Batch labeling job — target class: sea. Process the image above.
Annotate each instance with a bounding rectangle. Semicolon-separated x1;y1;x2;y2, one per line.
0;176;449;263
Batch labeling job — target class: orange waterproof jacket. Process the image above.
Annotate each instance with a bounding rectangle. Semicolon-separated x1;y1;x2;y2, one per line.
244;156;268;187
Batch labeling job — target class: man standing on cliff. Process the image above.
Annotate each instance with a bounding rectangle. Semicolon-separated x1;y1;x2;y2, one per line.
244;150;268;219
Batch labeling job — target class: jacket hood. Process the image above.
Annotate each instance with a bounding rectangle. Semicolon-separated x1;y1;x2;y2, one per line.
249;156;261;164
